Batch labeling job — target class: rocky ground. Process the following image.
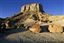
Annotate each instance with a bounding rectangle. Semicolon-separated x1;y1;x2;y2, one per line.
0;28;64;43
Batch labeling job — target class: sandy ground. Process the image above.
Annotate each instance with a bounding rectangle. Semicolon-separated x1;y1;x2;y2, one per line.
0;28;64;43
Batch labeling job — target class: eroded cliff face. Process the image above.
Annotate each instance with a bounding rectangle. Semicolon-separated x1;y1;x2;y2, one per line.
21;3;44;12
11;3;48;27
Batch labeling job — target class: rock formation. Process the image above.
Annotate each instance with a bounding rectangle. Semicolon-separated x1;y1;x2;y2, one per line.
21;3;44;12
4;3;50;33
29;22;41;33
1;3;64;33
48;23;63;33
10;3;48;29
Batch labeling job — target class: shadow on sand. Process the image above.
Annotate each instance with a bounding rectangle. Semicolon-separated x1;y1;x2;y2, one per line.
0;27;27;38
0;25;49;37
40;25;49;32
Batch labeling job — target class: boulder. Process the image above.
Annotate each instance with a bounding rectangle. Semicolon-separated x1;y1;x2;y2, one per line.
29;22;41;33
48;23;63;33
5;21;16;29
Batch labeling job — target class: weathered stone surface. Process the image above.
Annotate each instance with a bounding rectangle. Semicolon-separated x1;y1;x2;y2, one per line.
48;16;64;22
5;21;10;28
10;3;48;27
23;18;35;27
21;3;44;12
29;22;41;33
5;21;16;29
48;23;63;33
38;12;49;22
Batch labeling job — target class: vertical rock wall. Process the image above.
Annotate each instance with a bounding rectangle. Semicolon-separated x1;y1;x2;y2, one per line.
21;3;44;12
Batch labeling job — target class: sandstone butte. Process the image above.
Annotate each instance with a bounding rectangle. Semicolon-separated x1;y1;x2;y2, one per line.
0;3;64;33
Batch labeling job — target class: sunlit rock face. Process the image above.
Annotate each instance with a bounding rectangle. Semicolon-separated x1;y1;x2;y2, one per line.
5;21;12;29
29;22;41;33
5;21;10;28
48;23;63;33
21;3;44;12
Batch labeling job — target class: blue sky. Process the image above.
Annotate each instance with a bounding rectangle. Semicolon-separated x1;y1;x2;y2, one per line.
0;0;64;18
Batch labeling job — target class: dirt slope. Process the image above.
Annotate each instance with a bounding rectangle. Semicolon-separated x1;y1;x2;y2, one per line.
0;29;64;43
